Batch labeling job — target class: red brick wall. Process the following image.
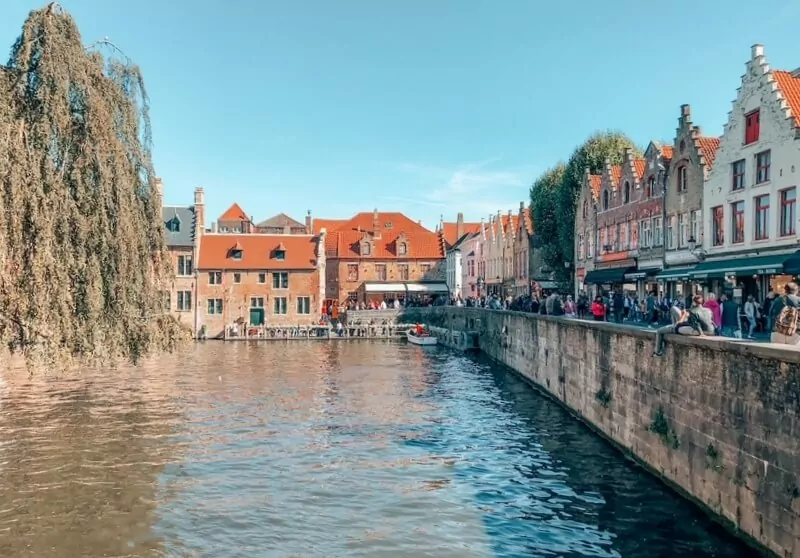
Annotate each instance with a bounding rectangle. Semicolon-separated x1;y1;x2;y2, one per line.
196;268;321;338
166;247;196;330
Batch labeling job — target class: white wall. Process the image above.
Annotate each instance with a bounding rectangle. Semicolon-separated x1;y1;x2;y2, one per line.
445;250;463;298
703;45;800;257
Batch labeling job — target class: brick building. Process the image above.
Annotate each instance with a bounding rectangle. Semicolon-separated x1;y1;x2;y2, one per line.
320;210;447;305
574;170;601;295
513;202;533;297
196;232;325;338
162;184;203;332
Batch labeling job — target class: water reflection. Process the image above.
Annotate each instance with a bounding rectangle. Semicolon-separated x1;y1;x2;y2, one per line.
0;342;752;557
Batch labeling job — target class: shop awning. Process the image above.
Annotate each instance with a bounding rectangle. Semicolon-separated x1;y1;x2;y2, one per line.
535;280;558;289
362;281;449;294
689;253;794;280
584;267;633;284
781;251;800;275
624;267;662;281
655;266;696;281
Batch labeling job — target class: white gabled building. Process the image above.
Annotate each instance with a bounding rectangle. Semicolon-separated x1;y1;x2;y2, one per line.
697;44;800;298
445;243;463;298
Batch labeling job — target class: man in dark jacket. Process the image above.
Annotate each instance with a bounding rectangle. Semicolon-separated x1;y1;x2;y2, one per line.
769;282;800;346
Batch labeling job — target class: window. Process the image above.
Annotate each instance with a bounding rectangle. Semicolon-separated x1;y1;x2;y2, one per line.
177;255;193;276
578;234;584;259
166;218;180;232
587;233;594;257
690;210;699;243
250;297;264;309
652;217;663;246
626;220;632;248
420;263;431;275
208;271;222;285
231;249;243;260
677;165;688;193
272;272;288;289
678;213;687;248
582;200;588;218
646;176;655;198
754;195;769;240
780;188;796;237
397;242;407;256
207;298;223;315
297;296;311;315
711;206;724;246
755;150;771;184
273;297;288;314
623;182;630;203
361;242;371;256
731;159;746;191
177;290;192;311
602;190;609;210
666;218;674;249
731;201;745;244
376;264;387;281
233;272;241;284
639;219;650;248
744;109;760;145
347;264;358;281
398;264;409;281
274;249;286;261
258;272;266;284
163;291;171;311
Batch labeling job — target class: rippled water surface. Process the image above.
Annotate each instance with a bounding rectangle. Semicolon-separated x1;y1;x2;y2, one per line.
0;342;753;557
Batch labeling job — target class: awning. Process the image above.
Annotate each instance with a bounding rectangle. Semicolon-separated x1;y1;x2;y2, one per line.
535;280;558;289
655;266;696;281
781;251;800;275
584;267;633;284
362;282;449;294
624;267;662;281
689;253;796;280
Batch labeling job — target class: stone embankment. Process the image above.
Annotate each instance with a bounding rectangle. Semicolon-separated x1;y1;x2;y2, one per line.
400;306;799;558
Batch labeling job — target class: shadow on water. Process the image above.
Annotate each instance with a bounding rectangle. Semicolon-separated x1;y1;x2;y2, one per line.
0;342;755;557
415;349;754;558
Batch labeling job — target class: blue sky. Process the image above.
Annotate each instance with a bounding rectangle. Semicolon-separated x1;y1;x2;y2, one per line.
2;1;798;229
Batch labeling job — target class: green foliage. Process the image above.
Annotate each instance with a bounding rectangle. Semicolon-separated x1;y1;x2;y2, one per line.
649;407;679;449
595;387;612;408
529;131;640;288
0;3;186;371
705;443;724;471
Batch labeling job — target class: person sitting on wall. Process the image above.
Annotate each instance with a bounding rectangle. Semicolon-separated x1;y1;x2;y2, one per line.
653;295;716;356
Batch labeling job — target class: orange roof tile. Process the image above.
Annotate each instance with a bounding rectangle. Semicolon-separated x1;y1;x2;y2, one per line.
442;222;482;246
697;137;721;168
219;203;249;221
589;175;602;198
633;159;646;180
198;234;317;270
325;212;444;259
661;145;674;160
610;166;622;186
774;70;800;127
523;207;533;235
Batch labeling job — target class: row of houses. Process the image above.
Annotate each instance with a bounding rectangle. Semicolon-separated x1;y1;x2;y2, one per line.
575;44;800;302
162;189;454;337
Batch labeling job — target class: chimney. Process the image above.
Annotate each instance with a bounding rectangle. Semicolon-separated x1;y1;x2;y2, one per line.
372;208;381;240
210;222;217;233
681;104;691;117
751;44;764;59
439;214;444;232
305;209;312;234
154;177;163;202
193;187;205;237
456;212;464;239
791;67;800;79
519;201;524;212
480;217;485;238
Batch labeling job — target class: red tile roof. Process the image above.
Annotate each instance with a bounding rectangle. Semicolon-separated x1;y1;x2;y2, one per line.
589;175;602;198
522;207;533;235
774;70;800;127
697;137;721;168
312;219;347;235
198;234;317;270
661;145;674;160
633;159;646;180
610;166;622;186
442;222;482;246
325;212;444;259
219;203;249;221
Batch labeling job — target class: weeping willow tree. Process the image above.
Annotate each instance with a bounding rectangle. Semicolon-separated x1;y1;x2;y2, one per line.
0;3;186;370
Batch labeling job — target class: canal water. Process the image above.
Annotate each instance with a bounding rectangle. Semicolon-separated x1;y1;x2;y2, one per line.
0;342;752;557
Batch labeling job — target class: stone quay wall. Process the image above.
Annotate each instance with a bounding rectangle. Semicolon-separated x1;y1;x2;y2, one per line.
399;307;800;558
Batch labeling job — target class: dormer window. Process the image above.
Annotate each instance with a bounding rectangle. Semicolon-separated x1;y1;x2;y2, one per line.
361;242;371;256
385;222;393;229
231;249;243;260
166;217;180;232
275;250;285;260
398;242;407;256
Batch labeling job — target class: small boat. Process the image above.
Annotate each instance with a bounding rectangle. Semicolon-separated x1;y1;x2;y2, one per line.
407;328;438;346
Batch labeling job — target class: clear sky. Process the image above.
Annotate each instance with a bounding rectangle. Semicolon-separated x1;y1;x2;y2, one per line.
2;1;799;229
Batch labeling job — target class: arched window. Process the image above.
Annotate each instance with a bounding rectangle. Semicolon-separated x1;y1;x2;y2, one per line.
582;200;588;218
623;181;631;204
602;190;609;211
677;165;688;193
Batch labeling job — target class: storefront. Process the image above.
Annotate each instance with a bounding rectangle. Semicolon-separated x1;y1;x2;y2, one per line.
688;252;798;301
584;267;635;297
360;281;450;305
624;267;661;300
654;266;697;300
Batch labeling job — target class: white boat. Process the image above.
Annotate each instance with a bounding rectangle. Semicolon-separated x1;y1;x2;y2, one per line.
407;328;438;346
